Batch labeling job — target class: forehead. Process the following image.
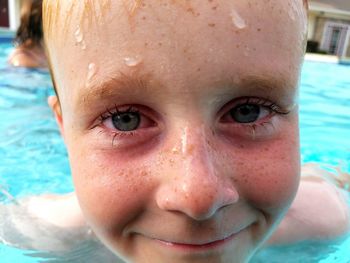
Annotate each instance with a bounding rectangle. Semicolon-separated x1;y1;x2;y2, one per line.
44;0;307;106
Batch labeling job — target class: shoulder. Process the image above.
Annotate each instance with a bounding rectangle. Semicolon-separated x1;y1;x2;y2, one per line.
268;164;350;245
292;174;349;237
25;192;87;228
8;46;47;68
0;193;91;251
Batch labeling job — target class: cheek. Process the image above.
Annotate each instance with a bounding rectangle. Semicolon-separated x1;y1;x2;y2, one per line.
222;126;300;213
239;141;300;211
68;146;155;232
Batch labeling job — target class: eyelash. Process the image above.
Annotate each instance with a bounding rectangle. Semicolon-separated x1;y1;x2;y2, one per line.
99;105;140;121
232;97;289;115
98;105;140;145
95;97;289;145
219;97;290;138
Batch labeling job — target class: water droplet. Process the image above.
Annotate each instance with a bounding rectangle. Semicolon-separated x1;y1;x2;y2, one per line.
230;9;246;29
74;26;87;50
74;26;84;43
87;63;97;81
85;63;98;87
81;40;87;50
124;56;142;67
181;127;188;154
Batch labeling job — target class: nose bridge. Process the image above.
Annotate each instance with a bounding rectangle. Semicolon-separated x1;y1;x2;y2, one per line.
156;126;239;220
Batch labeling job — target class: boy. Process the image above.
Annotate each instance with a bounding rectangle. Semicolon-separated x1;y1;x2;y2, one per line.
1;0;349;262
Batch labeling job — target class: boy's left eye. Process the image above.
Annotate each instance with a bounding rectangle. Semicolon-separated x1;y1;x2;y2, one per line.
229;104;269;123
219;97;288;125
111;112;141;131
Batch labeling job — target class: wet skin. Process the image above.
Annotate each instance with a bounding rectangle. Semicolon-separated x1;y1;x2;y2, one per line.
44;0;307;262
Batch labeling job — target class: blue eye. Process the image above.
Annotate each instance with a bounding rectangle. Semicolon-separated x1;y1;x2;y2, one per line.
111;112;141;131
230;104;260;123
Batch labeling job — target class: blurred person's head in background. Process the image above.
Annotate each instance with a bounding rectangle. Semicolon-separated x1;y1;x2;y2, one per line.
8;0;47;68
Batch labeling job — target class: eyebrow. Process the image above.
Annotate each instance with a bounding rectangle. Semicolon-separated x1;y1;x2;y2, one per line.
75;70;297;111
237;74;296;94
76;72;153;109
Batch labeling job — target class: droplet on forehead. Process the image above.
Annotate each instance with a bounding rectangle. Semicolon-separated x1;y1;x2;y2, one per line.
87;63;97;80
85;63;98;87
74;26;84;43
74;26;87;50
124;56;143;67
230;9;246;30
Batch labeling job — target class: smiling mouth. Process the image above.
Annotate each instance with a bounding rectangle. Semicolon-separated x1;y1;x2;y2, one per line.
154;232;238;252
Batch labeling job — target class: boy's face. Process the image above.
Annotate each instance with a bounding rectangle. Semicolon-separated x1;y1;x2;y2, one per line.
46;0;306;262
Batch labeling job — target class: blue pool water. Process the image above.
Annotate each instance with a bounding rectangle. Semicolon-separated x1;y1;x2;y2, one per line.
0;41;349;262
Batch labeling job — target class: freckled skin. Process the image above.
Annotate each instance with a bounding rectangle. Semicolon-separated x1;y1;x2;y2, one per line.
45;0;307;262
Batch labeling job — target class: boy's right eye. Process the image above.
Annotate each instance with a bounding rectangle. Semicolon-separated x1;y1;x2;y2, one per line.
100;106;156;133
93;106;160;148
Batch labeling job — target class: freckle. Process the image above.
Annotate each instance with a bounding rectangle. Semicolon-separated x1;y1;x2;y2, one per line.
197;67;201;72
208;0;213;2
208;23;215;27
187;7;194;14
236;44;240;48
183;48;187;53
187;144;195;155
257;28;261;32
158;42;162;46
144;42;148;46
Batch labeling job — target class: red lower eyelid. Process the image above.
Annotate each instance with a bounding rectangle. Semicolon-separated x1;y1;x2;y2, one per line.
138;115;157;128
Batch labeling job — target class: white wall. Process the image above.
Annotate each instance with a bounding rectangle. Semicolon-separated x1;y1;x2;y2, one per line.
8;0;21;31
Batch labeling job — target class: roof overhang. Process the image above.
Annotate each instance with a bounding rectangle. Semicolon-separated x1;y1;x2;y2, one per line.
309;2;350;17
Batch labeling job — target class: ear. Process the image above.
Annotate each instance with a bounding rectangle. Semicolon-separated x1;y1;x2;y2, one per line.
48;95;65;138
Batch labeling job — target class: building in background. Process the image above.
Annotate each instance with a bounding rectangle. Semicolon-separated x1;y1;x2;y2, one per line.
308;0;350;58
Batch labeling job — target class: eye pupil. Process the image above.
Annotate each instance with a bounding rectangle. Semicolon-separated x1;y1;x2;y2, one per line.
112;112;140;131
230;104;260;123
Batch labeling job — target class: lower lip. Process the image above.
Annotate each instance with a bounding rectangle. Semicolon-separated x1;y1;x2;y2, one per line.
155;232;237;252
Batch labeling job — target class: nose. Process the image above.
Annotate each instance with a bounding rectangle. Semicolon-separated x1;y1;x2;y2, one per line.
156;129;239;221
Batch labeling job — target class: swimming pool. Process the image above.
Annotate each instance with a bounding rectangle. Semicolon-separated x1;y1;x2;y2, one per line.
0;41;349;262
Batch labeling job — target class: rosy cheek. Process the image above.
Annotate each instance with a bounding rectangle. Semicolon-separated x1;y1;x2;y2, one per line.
70;149;155;231
234;140;300;212
218;128;300;214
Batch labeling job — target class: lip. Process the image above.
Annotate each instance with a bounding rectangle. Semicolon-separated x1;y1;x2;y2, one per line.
153;232;238;252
